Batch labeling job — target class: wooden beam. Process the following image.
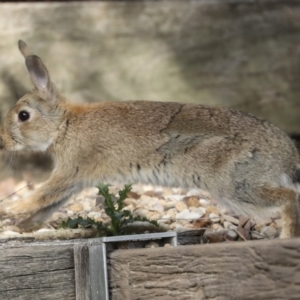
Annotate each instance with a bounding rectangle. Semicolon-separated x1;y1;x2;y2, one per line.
109;238;300;300
74;244;91;300
0;242;76;299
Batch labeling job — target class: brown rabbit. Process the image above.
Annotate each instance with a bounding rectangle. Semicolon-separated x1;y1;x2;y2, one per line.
1;40;300;238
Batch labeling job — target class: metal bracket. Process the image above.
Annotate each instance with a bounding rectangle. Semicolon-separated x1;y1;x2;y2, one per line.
74;232;177;300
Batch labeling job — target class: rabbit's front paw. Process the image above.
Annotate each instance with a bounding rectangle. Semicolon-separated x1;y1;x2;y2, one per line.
17;216;43;232
0;199;42;232
17;207;53;232
0;197;40;217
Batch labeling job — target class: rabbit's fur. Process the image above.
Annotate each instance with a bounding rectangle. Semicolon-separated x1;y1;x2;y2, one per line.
1;40;300;238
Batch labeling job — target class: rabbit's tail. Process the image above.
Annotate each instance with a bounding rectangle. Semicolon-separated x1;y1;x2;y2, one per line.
280;167;300;193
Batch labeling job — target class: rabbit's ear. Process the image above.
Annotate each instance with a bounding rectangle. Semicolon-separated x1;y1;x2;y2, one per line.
18;40;55;101
18;40;31;57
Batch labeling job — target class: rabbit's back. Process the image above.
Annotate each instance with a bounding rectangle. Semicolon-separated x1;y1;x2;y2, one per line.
60;101;299;209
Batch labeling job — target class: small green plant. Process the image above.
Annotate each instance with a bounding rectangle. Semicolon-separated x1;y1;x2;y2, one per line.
60;183;159;236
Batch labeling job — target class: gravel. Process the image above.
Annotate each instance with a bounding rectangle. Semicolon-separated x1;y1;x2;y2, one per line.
0;179;282;242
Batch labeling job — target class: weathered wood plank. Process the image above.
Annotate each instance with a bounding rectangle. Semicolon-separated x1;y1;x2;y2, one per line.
74;243;108;300
74;244;91;300
0;235;300;299
109;238;300;300
89;244;108;300
0;243;76;300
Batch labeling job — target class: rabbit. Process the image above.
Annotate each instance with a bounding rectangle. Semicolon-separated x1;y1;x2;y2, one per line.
1;40;300;238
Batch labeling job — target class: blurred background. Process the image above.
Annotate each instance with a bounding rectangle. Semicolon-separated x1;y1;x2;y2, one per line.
0;0;300;182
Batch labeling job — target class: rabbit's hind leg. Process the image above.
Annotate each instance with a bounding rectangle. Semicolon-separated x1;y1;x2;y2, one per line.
258;186;300;238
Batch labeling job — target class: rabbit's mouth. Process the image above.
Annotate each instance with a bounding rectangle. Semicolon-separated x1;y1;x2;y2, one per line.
2;133;24;151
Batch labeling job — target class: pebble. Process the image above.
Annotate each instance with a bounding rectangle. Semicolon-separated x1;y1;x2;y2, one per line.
190;207;206;218
209;213;220;223
165;195;185;202
172;188;183;194
166;208;176;219
143;190;156;197
184;196;200;208
251;231;265;240
186;189;202;197
260;226;277;239
83;202;92;212
172;224;185;231
139;194;155;205
211;223;223;231
123;198;137;207
134;208;149;218
175;202;188;212
146;211;162;220
67;210;75;217
126;191;140;199
158;188;174;196
176;209;201;220
161;201;177;209
159;215;171;224
206;206;220;215
226;229;238;241
87;212;101;219
223;215;239;225
142;184;156;192
223;221;237;230
125;204;135;212
151;202;165;212
199;199;210;207
69;203;84;213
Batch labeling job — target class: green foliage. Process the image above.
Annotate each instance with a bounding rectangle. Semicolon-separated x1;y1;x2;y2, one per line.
60;216;105;230
60;183;159;236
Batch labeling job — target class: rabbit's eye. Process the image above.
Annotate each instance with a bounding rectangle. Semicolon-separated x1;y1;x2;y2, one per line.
18;110;30;122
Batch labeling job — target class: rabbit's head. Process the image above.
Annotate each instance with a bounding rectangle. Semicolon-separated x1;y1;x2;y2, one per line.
1;40;64;152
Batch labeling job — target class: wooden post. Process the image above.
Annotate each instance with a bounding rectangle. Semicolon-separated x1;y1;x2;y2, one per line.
74;243;108;300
